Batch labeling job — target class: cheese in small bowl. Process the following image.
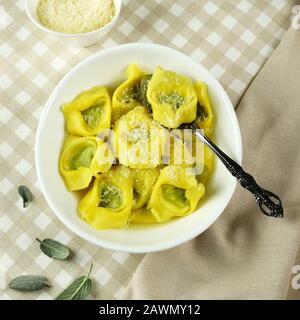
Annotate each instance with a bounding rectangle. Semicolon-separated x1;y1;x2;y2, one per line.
25;0;121;47
37;0;115;34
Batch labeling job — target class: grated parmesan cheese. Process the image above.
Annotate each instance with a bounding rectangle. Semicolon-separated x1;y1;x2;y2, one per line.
37;0;115;34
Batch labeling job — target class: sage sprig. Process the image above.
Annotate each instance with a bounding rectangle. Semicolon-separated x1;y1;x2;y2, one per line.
18;185;33;208
9;275;51;291
56;263;93;300
36;238;70;260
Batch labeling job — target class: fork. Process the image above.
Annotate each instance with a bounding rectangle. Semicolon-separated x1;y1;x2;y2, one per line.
180;122;284;218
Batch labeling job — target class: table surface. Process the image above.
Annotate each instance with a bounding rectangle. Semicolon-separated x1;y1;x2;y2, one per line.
0;0;294;299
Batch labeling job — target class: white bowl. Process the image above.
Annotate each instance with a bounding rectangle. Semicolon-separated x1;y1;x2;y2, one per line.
25;0;121;48
35;43;242;253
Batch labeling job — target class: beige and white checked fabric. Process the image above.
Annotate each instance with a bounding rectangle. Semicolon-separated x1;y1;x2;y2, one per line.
0;0;296;299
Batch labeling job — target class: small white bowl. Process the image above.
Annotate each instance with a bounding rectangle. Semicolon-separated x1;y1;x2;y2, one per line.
25;0;121;48
35;43;242;253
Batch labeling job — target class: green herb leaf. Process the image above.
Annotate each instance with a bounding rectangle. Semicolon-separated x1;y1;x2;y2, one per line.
36;238;70;260
18;185;33;208
9;275;51;291
55;263;93;300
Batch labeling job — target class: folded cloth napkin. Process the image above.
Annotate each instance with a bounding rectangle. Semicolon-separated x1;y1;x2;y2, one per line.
122;24;300;299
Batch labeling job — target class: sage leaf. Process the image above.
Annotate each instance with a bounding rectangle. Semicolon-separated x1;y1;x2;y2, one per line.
36;238;70;260
18;185;33;208
56;263;93;300
9;275;51;291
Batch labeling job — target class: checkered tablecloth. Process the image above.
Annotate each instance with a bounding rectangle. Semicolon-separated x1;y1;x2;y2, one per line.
0;0;295;299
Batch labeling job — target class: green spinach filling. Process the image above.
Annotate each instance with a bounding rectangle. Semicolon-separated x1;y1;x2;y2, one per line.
82;104;103;128
70;145;96;170
99;183;123;209
139;75;152;111
158;92;185;110
162;185;189;208
196;103;208;121
121;84;141;103
133;189;140;201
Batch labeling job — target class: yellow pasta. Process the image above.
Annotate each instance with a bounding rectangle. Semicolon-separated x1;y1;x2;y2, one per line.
131;207;157;224
59;64;215;229
62;86;111;136
112;64;145;122
131;167;160;210
196;144;215;184
194;81;214;136
59;135;112;191
147;67;197;128
162;129;196;167
78;165;133;229
113;106;166;169
148;166;205;223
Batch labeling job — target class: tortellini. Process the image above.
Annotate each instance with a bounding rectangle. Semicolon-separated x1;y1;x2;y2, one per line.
114;106;166;169
59;64;215;229
162;130;196;167
147;67;197;128
112;64;145;122
131;207;157;224
194;81;214;136
139;75;152;111
196;144;215;184
131;168;160;210
62;86;111;136
148;166;205;223
59;135;113;191
177;81;215;182
78;166;133;229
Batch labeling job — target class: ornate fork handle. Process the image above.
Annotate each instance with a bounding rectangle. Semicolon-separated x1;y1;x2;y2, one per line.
192;128;284;218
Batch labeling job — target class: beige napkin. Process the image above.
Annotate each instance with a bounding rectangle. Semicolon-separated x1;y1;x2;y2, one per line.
122;25;300;300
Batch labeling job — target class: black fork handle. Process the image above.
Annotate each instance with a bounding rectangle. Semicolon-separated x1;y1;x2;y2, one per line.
194;129;283;218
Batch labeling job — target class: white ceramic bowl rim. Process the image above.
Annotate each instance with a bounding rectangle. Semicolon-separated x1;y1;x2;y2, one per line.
35;43;242;253
25;0;121;37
